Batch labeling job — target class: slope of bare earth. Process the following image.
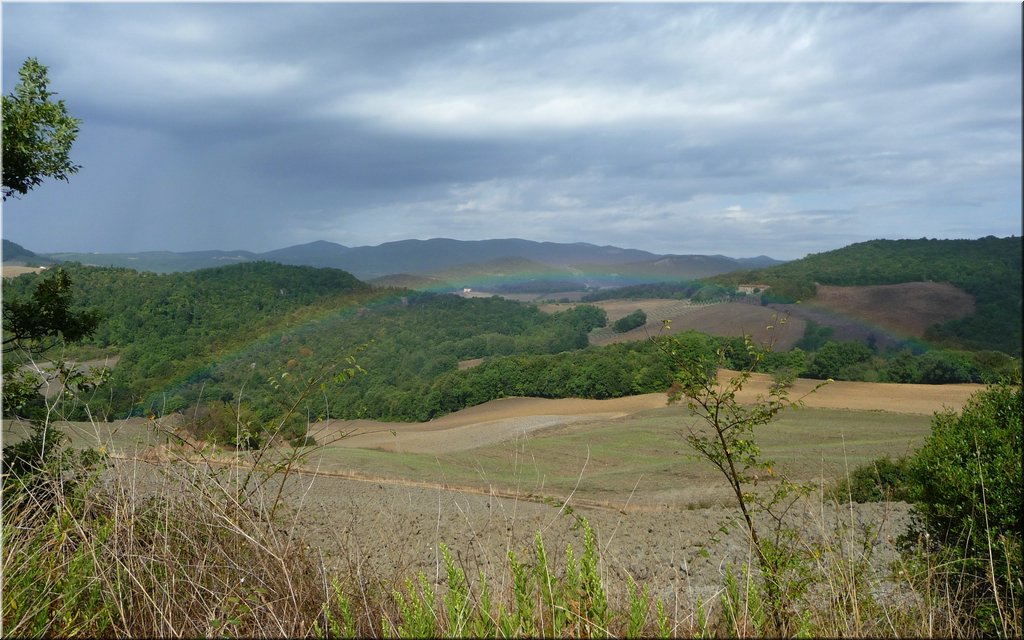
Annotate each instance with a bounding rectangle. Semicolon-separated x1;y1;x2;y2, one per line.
566;300;806;350
810;282;975;336
266;466;914;609
772;282;975;348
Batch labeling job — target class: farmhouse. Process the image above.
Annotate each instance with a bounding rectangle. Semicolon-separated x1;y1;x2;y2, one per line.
737;283;769;295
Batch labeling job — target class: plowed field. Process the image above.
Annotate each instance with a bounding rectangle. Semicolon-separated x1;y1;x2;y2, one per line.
539;299;807;349
10;374;990;607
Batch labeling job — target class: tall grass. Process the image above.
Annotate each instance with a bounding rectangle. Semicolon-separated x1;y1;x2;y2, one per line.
5;425;1019;637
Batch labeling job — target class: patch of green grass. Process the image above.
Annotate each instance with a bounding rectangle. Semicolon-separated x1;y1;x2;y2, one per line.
8;406;932;507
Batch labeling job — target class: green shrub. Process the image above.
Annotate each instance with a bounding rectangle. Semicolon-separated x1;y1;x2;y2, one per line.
806;341;873;380
183;401;263;449
612;309;648;333
907;382;1022;633
832;455;913;503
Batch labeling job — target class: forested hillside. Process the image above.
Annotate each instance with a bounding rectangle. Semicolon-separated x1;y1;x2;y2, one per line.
710;236;1022;355
2;239;51;265
3;262;618;424
3;262;373;413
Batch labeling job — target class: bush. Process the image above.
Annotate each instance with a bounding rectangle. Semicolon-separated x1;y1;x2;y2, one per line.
806;341;873;380
915;350;981;384
907;382;1022;632
183;401;263;449
612;309;647;333
832;455;913;503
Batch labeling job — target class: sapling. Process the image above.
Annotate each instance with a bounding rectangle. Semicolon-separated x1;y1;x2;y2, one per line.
661;318;826;634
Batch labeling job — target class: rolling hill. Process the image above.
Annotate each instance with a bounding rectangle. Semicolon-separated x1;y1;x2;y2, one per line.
2;239;52;266
29;237;783;284
709;236;1022;355
40;249;259;272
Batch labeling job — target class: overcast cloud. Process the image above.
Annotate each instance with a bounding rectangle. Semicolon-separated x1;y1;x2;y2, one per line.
2;2;1020;260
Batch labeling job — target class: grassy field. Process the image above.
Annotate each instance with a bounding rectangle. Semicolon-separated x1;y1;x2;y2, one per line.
304;405;931;507
6;400;933;510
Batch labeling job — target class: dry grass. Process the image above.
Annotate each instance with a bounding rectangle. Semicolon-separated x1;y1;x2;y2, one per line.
1;265;46;279
2;451;340;637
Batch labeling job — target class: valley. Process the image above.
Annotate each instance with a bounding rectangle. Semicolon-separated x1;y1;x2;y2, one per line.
3;234;1020;637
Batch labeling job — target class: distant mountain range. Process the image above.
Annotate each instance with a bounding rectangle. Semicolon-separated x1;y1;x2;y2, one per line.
2;238;783;290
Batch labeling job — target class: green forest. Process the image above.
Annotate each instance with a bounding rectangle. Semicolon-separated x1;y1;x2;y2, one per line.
580;281;739;302
5;263;614;427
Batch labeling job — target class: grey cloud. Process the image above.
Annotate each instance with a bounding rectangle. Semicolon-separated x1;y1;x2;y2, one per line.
2;3;1019;260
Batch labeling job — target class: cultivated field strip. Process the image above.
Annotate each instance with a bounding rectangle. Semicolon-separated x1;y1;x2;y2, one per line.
587;299;717;343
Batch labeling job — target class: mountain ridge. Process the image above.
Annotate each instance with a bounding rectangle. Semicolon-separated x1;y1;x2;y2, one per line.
23;237;785;282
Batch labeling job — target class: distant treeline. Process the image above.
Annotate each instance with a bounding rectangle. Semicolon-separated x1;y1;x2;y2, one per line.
709;236;1022;355
581;281;739;302
773;324;1018;385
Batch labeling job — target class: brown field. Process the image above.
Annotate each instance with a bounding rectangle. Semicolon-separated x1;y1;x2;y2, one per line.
772;281;976;348
7;374;987;603
541;299;806;350
811;282;975;337
1;265;46;279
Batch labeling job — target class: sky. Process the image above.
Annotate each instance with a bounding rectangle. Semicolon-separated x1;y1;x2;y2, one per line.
1;2;1021;261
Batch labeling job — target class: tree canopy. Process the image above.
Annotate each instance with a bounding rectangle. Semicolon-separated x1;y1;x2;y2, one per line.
2;57;81;199
1;268;100;355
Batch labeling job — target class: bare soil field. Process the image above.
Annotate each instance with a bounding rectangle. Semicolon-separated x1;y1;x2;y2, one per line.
772;282;975;348
572;300;806;350
714;368;983;415
9;376;987;609
1;265;45;278
263;464;915;609
537;299;805;349
810;282;975;336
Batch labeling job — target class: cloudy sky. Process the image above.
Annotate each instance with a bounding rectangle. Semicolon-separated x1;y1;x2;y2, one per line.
2;2;1020;260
